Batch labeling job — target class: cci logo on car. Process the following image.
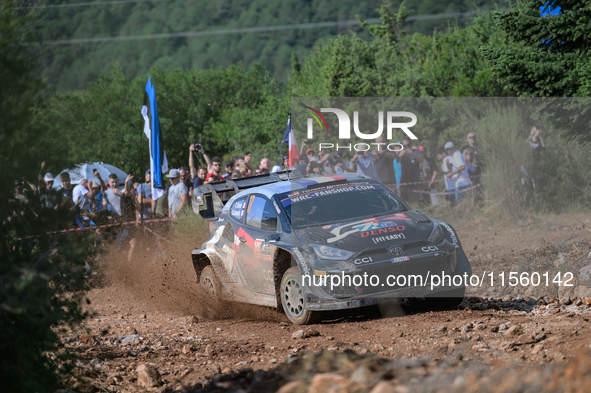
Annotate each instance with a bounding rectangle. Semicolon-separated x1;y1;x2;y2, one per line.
421;245;438;252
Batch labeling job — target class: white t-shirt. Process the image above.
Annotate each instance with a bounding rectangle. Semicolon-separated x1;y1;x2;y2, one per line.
442;157;455;191
450;150;472;188
73;184;90;211
168;182;188;216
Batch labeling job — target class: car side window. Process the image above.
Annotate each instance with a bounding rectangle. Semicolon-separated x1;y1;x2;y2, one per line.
230;196;247;222
245;195;278;232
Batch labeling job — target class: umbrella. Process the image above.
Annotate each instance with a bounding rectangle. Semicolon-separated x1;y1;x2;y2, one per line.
53;162;128;189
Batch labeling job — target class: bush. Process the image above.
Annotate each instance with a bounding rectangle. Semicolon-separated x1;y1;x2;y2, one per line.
0;194;94;392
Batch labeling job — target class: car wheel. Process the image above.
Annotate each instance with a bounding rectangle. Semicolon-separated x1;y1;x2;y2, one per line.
280;267;322;325
199;265;224;320
425;286;466;309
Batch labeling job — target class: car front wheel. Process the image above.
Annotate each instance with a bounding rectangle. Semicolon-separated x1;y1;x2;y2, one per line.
199;265;224;320
280;267;322;325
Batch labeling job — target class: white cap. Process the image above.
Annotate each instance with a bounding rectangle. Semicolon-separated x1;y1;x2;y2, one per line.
44;173;54;182
166;168;180;178
444;142;455;149
271;165;282;173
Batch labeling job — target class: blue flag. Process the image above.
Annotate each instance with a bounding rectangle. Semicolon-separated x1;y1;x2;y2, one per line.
282;117;291;144
143;78;168;198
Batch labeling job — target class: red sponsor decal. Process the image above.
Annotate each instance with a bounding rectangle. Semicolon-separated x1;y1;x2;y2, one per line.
360;225;406;238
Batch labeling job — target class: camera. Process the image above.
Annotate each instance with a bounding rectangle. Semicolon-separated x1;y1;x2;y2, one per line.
356;150;364;156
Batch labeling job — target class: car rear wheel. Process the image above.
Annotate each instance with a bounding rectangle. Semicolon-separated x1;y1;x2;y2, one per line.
199;265;224;320
280;267;322;325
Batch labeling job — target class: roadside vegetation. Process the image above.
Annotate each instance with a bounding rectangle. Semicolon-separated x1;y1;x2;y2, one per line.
2;0;591;391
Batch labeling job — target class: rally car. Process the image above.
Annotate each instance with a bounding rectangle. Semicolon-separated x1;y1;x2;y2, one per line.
191;171;471;324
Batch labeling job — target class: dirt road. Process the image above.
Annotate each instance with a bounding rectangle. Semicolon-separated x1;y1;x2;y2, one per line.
63;214;591;392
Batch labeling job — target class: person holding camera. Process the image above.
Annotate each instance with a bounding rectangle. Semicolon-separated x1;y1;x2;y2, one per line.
352;149;379;179
373;135;397;184
189;143;212;179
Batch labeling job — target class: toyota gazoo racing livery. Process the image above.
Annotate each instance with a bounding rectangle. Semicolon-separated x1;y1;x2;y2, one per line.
190;171;471;325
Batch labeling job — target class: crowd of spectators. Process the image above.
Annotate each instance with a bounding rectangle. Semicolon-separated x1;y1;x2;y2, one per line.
10;132;491;233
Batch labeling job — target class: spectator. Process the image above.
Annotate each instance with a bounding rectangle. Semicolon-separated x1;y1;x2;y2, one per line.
166;169;189;218
463;147;484;205
179;167;191;190
136;169;152;219
223;161;234;179
58;172;74;209
460;132;481;167
231;169;242;179
417;145;433;205
39;172;59;210
373;135;397;185
271;165;282;173
191;167;207;191
307;157;324;177
189;144;212;178
255;166;262;176
528;125;545;154
102;173;134;218
13;180;28;204
282;155;290;170
205;174;222;183
299;139;317;160
396;137;423;203
444;142;472;203
296;157;308;175
351;150;378;179
318;149;334;174
259;167;270;175
90;181;103;212
206;157;224;182
260;158;270;172
73;179;93;211
333;152;355;174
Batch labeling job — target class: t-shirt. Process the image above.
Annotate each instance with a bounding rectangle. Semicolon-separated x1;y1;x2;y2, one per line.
356;156;379;179
59;187;73;207
206;173;223;182
442;156;455;191
104;188;123;216
136;183;152;218
374;154;396;184
399;153;420;184
192;177;204;189
168;182;188;216
419;157;432;182
450;150;472;188
40;187;59;209
73;184;91;211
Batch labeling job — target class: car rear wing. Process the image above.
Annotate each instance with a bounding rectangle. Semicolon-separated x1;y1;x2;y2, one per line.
192;170;304;220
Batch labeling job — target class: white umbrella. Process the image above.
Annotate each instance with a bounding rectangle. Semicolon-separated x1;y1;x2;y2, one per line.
53;162;128;189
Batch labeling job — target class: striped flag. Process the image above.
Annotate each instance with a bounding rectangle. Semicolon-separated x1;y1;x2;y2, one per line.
142;77;168;201
282;117;300;168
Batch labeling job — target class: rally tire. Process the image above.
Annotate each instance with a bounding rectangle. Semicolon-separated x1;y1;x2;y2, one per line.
199;266;224;320
280;267;322;325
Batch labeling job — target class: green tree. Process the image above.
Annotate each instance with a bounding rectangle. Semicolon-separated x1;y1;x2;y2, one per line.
1;2;93;391
482;1;591;143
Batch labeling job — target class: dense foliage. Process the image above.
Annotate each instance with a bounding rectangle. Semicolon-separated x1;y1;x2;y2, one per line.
1;1;93;391
483;0;591;143
29;0;506;91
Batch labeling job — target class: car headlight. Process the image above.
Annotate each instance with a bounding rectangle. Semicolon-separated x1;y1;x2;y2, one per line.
310;244;355;260
427;224;444;244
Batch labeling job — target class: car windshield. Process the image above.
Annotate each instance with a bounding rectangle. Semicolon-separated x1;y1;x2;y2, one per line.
278;183;407;228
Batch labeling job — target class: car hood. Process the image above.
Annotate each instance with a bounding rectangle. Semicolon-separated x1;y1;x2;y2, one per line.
295;211;433;250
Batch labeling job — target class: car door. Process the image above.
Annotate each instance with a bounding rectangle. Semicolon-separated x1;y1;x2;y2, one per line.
220;195;250;286
236;194;279;295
